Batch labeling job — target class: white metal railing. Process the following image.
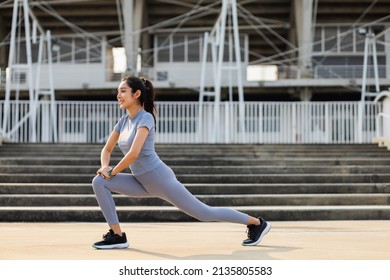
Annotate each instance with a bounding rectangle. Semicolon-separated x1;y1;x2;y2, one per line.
314;65;387;79
0;100;381;144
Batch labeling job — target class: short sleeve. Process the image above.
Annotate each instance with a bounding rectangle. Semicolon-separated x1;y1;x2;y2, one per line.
137;113;155;131
114;115;128;133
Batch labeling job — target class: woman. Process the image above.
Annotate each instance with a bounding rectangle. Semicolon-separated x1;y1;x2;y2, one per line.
92;76;271;249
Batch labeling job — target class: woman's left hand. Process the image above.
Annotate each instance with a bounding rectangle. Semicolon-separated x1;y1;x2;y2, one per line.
98;166;112;179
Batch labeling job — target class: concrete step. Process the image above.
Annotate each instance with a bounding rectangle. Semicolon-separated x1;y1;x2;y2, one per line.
2;149;388;157
2;157;390;166
1;144;388;158
1;173;390;184
0;183;390;195
1;143;390;222
2;150;389;159
1;143;383;150
1;183;389;195
1;193;389;207
3;165;390;174
3;157;390;167
0;205;389;222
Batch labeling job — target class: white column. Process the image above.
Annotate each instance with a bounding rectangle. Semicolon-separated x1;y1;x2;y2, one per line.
294;0;314;101
294;0;313;77
134;0;144;74
122;0;144;75
122;0;135;74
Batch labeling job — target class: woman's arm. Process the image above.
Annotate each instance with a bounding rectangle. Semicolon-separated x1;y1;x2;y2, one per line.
97;130;119;176
102;127;150;178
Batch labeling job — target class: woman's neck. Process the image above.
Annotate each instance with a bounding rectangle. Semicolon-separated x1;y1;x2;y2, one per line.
128;105;143;118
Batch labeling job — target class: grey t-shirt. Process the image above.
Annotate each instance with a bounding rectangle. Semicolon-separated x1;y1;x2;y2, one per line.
114;109;162;176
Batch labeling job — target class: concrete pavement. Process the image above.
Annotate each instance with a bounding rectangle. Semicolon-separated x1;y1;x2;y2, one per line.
1;221;390;260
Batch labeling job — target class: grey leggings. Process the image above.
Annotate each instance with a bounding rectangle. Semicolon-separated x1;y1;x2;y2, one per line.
92;162;249;225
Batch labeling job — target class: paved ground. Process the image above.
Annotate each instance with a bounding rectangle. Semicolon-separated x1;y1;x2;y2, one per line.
1;221;390;260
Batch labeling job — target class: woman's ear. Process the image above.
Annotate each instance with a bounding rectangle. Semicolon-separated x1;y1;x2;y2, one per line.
134;89;141;99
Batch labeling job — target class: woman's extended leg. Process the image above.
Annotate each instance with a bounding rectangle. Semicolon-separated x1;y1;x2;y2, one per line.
135;163;271;246
136;164;249;224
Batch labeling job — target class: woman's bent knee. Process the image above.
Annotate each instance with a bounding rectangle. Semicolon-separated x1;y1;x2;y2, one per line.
92;175;105;191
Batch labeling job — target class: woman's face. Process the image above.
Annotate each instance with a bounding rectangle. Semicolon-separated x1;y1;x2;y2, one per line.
116;80;140;110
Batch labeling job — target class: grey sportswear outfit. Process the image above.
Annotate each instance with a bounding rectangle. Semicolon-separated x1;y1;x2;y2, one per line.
92;110;249;225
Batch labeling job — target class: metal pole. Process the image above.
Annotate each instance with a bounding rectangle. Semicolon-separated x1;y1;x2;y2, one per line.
2;0;20;137
23;0;37;142
46;30;58;142
213;0;228;143
372;38;380;93
358;33;372;143
198;32;209;143
231;0;246;142
361;34;371;102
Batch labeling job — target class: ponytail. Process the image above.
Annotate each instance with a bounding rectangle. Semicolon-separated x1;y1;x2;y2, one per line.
123;76;157;126
141;78;157;126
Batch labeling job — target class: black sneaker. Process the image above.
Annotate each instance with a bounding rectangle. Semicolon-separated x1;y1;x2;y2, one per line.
242;217;271;246
92;229;129;249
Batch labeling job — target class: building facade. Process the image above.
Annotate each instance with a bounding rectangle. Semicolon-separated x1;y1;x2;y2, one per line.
0;0;389;101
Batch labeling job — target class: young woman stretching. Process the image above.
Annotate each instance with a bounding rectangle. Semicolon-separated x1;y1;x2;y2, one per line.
92;76;271;249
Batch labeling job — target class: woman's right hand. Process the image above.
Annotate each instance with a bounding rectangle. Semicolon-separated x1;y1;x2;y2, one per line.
97;166;110;177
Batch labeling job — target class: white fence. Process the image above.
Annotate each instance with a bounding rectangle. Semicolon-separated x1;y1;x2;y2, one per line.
0;100;381;144
314;65;387;79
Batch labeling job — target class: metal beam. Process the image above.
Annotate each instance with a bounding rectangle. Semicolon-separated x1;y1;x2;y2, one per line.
150;24;289;33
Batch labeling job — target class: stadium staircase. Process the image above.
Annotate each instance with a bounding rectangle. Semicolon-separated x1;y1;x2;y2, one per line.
0;143;390;222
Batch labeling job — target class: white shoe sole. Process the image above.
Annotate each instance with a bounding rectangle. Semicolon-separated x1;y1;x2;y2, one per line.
92;242;129;249
242;222;271;246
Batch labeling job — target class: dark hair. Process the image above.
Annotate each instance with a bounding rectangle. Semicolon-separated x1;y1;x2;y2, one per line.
123;76;156;125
